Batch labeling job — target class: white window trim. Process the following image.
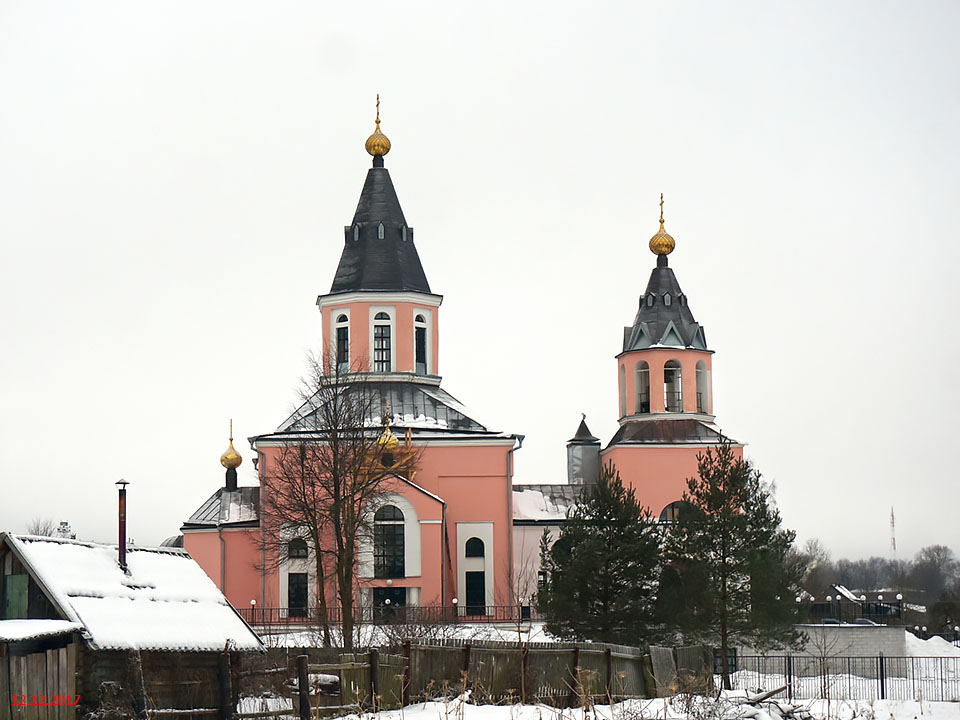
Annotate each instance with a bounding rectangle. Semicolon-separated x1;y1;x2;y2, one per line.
456;522;494;609
412;307;433;376
369;305;396;373
358;492;422;578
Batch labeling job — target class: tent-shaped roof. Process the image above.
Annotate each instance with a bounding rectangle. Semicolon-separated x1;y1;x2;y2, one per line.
623;255;708;352
328;161;431;294
0;534;263;652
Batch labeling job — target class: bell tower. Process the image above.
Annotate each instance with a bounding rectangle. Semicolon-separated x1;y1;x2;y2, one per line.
602;196;741;520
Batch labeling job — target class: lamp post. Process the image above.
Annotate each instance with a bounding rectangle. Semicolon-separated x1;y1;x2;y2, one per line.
250;599;256;625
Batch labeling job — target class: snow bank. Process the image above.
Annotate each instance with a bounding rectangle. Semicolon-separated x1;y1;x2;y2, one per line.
905;632;960;657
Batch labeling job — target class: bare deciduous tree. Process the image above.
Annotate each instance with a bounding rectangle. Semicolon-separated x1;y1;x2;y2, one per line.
259;351;419;649
26;518;57;537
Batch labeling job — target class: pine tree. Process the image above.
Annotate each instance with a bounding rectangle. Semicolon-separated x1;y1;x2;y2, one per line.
662;440;802;689
538;462;661;644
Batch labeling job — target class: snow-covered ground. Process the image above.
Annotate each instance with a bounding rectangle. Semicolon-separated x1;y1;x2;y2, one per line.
238;695;960;720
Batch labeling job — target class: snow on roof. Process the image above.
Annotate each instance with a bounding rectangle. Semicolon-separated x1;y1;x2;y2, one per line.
0;619;81;642
512;485;583;521
7;535;263;653
833;584;863;603
185;487;259;527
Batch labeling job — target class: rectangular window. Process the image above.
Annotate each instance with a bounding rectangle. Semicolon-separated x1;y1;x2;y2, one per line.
336;327;349;373
415;326;427;374
287;572;308;618
374;325;391;372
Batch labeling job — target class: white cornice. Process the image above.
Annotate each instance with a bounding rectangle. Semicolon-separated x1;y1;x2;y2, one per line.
317;290;444;309
618;412;717;426
616;347;714;360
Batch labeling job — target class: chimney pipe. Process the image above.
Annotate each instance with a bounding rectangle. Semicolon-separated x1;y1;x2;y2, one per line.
116;479;129;572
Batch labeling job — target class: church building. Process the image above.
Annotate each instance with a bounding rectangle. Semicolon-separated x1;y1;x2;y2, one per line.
182;107;521;617
181;106;743;621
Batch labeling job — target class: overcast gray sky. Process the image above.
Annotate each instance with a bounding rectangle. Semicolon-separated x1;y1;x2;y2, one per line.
1;1;958;561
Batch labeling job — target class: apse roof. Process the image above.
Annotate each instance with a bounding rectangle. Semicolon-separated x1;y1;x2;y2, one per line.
622;255;708;352
328;162;431;294
182;487;260;529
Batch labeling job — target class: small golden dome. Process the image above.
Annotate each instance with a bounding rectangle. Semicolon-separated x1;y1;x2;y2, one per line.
649;222;675;256
377;425;399;451
649;193;675;256
365;94;391;157
220;439;242;469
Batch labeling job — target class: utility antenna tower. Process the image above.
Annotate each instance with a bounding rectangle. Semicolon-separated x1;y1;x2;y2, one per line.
890;506;897;559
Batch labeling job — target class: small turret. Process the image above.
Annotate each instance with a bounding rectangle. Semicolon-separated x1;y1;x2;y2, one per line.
567;415;600;485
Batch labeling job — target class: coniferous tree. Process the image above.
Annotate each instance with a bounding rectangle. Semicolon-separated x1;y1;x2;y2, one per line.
538;462;661;643
662;440;802;689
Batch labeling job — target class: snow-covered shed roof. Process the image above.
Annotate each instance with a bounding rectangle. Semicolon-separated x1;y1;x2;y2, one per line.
0;619;81;642
1;534;263;653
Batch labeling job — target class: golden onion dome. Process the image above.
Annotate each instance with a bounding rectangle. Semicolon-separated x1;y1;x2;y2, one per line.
377;425;400;451
649;222;675;256
365;94;391;157
220;439;242;469
648;193;675;256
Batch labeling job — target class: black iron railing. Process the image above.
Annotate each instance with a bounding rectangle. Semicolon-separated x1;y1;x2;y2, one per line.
239;604;540;628
801;597;903;624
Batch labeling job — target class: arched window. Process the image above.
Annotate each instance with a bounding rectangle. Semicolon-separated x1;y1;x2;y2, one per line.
465;537;485;558
373;312;392;372
664;359;683;412
646;294;655;307
288;538;308;559
635;361;650;414
696;360;709;414
335;313;349;374
619;365;626;417
663;292;672;307
659;501;690;523
374;505;404;578
415;314;428;375
377;222;384;239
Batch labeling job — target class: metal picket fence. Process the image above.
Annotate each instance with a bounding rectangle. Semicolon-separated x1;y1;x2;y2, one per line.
729;655;960;702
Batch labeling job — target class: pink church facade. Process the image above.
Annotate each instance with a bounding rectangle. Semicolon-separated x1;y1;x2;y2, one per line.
181;121;744;622
183;117;520;618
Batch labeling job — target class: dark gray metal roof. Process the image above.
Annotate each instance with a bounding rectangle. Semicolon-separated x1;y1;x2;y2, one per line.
276;381;490;435
329;162;431;294
606;418;736;446
622;255;708;352
182;487;260;529
568;417;599;444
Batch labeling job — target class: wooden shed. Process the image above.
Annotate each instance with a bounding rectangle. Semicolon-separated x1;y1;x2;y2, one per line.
0;533;264;719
